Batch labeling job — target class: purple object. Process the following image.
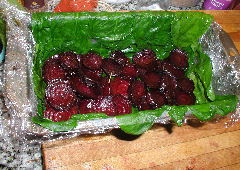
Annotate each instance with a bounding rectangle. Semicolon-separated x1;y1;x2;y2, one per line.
203;0;234;10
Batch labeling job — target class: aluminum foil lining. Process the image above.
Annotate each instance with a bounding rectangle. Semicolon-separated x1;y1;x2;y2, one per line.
0;1;239;144
45;0;171;12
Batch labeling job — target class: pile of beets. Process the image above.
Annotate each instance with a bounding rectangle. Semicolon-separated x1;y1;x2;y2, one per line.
42;49;196;122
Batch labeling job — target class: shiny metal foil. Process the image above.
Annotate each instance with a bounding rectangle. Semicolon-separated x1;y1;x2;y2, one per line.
0;1;239;144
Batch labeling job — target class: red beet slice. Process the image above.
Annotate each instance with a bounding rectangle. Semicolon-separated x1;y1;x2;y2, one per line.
135;66;148;79
102;58;122;77
132;49;157;69
76;54;83;65
147;89;166;109
177;77;195;93
79;99;94;114
121;63;138;81
155;59;163;73
110;77;130;98
59;51;79;70
79;96;116;115
137;95;152;111
110;50;130;66
175;90;196;105
128;80;147;104
168;48;188;70
112;95;132;115
162;59;185;78
80;66;103;83
99;77;111;96
141;71;161;88
160;74;178;106
83;52;102;70
42;57;67;83
70;76;97;99
45;79;77;110
44;101;79;122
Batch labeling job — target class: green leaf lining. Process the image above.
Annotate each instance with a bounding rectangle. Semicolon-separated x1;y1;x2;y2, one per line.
31;11;238;134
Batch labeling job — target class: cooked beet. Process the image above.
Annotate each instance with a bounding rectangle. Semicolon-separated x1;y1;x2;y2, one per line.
44;101;79;122
175;90;196;105
42;57;67;83
168;48;188;70
45;79;77;110
83;52;102;70
59;51;79;70
155;59;163;73
135;65;148;79
147;89;166;109
43;48;195;119
128;80;147;104
102;58;122;77
79;96;116;115
110;50;130;66
110;77;130;98
80;66;103;83
121;63;138;81
141;71;161;88
160;74;177;91
70;76;97;99
99;77;111;96
162;59;185;78
160;74;178;105
79;99;94;114
132;49;157;69
177;77;195;93
76;54;83;65
83;77;98;87
112;95;132;115
137;95;152;111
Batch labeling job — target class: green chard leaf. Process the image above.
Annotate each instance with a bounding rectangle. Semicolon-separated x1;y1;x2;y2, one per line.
31;11;238;134
116;110;159;135
32;116;77;132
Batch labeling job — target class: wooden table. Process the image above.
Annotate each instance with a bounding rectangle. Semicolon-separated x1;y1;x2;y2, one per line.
42;10;240;170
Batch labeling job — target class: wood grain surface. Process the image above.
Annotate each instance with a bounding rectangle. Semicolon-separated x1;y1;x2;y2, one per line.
42;10;240;170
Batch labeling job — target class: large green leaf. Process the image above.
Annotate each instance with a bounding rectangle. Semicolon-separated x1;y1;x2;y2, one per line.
117;95;238;135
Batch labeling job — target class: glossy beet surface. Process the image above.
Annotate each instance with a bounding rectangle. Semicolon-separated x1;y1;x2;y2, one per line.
110;50;130;66
147;89;166;109
133;49;157;69
128;80;147;105
102;58;122;76
44;101;79;122
168;48;188;70
175;90;196;105
162;59;185;78
110;77;130;98
45;79;77;110
42;49;195;122
121;63;138;81
177;78;195;93
141;71;161;88
59;51;79;70
70;76;98;99
79;96;116;115
42;57;67;83
83;52;102;70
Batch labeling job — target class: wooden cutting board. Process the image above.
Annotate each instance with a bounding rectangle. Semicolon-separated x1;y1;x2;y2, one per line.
42;10;240;170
